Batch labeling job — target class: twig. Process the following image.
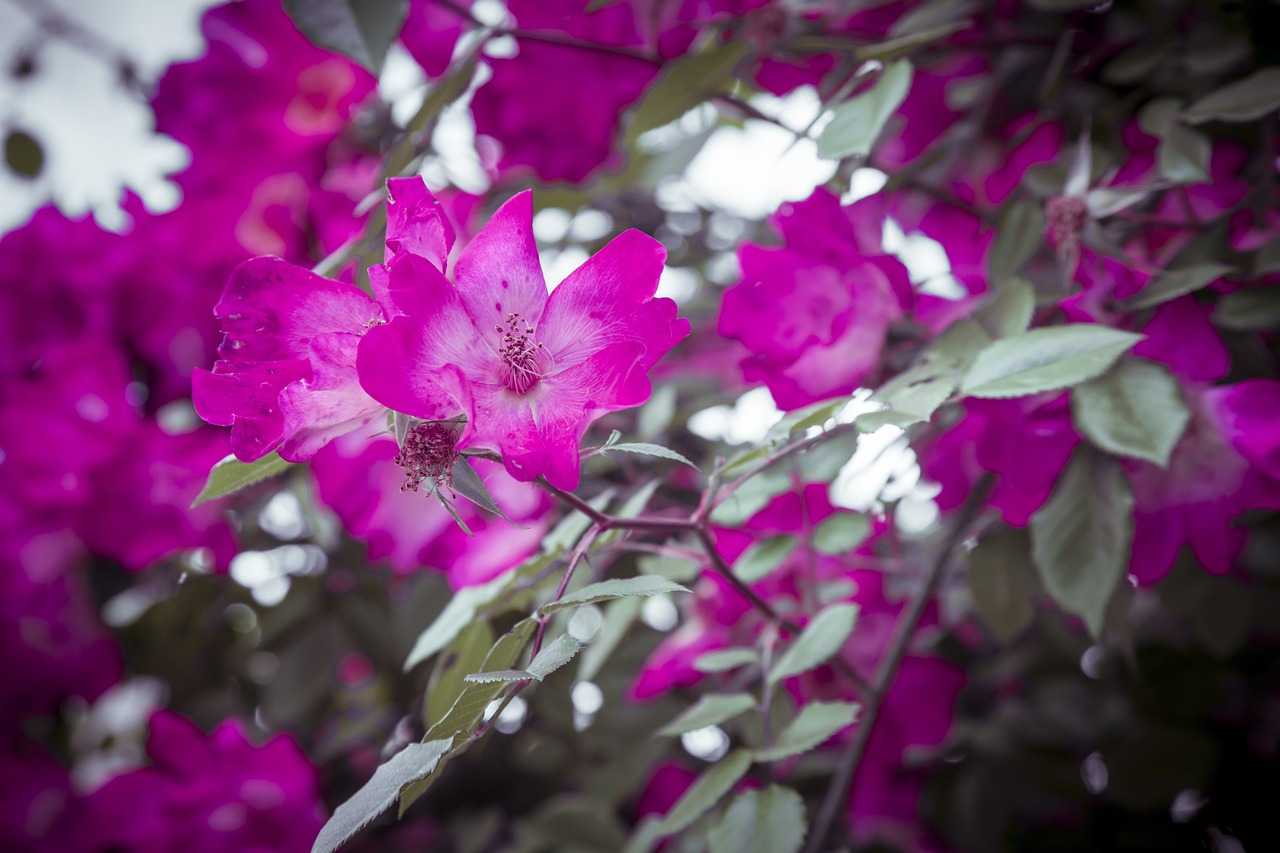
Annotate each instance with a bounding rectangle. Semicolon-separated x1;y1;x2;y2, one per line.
802;474;994;853
695;527;802;634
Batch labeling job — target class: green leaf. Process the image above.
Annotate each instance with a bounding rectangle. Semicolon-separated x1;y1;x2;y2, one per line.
312;739;452;853
654;750;754;837
734;535;798;583
812;513;870;555
404;570;516;671
693;647;760;673
627;40;749;139
960;325;1143;399
1030;448;1134;638
1121;262;1233;310
888;0;977;38
1183;67;1280;124
708;786;807;853
527;633;584;680
1139;97;1210;184
192;452;293;507
975;277;1035;338
769;603;860;685
817;60;913;160
283;0;407;73
1214;287;1280;330
450;458;519;522
658;693;757;737
462;669;534;684
988;200;1045;286
578;596;644;682
424;619;537;742
539;576;689;617
967;528;1039;643
603;442;699;470
753;701;860;762
866;320;991;428
425;619;494;727
1071;357;1190;466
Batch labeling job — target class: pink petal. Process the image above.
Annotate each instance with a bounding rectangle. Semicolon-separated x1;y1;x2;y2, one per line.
192;361;308;461
356;254;490;419
452;190;549;331
278;332;384;461
1209;380;1280;481
385;176;455;270
538;229;683;371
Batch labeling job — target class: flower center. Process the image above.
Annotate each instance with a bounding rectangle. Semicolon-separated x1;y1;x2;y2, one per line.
495;312;547;394
1045;194;1088;254
394;422;459;493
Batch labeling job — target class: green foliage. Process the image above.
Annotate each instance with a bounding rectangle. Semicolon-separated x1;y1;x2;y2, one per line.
1071;357;1190;466
694;647;761;673
967;528;1039;642
769;603;860;684
627;40;748;140
960;325;1143;399
192;452;293;506
812;512;870;555
817;60;914;160
599;442;699;469
1183;67;1280;123
753;701;860;762
707;786;808;853
538;576;689;617
526;633;585;680
988;200;1045;287
653;749;754;837
658;693;757;736
733;534;798;582
282;0;406;73
1121;262;1233;310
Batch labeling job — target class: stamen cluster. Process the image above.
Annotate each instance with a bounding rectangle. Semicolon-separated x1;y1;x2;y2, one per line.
394;421;460;493
495;312;545;394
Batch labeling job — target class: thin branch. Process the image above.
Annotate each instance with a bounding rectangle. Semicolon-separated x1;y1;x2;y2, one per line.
695;527;802;634
802;474;994;853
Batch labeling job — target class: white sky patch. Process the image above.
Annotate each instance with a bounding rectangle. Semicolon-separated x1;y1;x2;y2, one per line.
379;42;428;127
883;217;967;299
542;245;589;289
684;86;837;220
844;167;888;204
533;207;572;243
657;265;698;302
688;386;783;445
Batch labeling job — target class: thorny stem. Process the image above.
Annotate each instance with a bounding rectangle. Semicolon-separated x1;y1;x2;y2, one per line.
696;527;802;634
802;474;994;853
432;0;660;65
531;524;601;659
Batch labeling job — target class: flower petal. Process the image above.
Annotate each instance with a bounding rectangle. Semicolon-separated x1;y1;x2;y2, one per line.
278;332;384;461
452;190;548;330
385;176;455;270
192;361;307;461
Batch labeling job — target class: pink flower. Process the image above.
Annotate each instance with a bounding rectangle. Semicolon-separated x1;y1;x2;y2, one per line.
358;189;688;490
401;0;470;78
717;189;912;409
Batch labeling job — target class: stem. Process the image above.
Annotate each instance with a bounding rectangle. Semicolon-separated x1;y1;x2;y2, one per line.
802;475;994;853
711;423;860;515
531;524;601;658
695;527;802;634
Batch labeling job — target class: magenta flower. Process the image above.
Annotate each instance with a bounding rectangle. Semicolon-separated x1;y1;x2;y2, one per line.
717;189;912;409
358;189;688;490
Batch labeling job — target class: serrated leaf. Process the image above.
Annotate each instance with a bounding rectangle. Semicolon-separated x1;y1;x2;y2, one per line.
1030;448;1134;638
192;452;293;507
812;513;870;555
1071;357;1190;466
578;596;643;682
988;200;1045;286
975;277;1035;339
753;701;860;762
1183;67;1280;124
967;527;1039;643
628;40;749;139
769;603;859;685
1213;287;1280;330
655;750;754;837
450;458;519;522
734;535;798;583
658;693;757;737
404;570;516;671
425;619;493;726
694;647;760;673
817;60;913;160
707;786;807;853
462;669;534;684
424;619;537;741
527;633;583;680
311;739;451;853
1121;262;1232;310
603;442;698;470
539;576;689;617
960;325;1143;399
284;0;406;73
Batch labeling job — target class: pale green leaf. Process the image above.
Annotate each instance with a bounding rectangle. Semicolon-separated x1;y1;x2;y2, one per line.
526;633;584;680
627;41;749;139
960;325;1143;399
539;576;689;617
770;603;860;684
817;60;914;159
988;200;1045;286
694;647;760;673
658;693;757;737
1139;97;1210;184
975;277;1035;339
578;596;644;682
707;786;807;853
812;513;870;555
1030;448;1134;638
1071;357;1190;466
654;750;754;837
311;739;451;853
734;535;798;583
404;570;516;671
462;669;533;684
753;701;861;762
604;442;699;470
192;452;293;507
425;619;493;726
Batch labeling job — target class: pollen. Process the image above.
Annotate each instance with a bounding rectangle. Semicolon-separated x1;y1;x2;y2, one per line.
394;421;460;493
495;312;547;394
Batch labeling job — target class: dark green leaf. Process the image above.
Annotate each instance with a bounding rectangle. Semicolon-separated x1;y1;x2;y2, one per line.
967;527;1038;642
707;786;807;853
654;750;754;836
975;277;1035;339
404;570;516;670
283;0;407;73
1214;287;1280;330
960;325;1143;399
1139;97;1210;184
192;452;293;507
817;60;913;160
658;693;757;736
539;576;689;617
4;129;42;178
1183;67;1280;124
627;41;749;139
425;619;494;726
312;739;451;853
1030;448;1134;638
769;603;859;684
1121;262;1233;310
1071;357;1190;466
988;200;1045;286
451;458;520;521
